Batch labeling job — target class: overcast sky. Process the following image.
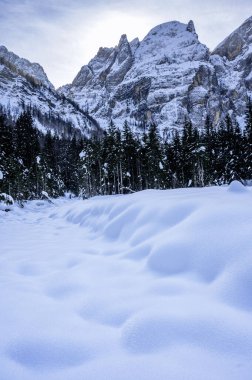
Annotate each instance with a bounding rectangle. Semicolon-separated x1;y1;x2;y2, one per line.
0;0;251;88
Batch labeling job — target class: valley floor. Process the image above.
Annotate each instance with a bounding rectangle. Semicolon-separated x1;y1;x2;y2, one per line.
0;182;252;379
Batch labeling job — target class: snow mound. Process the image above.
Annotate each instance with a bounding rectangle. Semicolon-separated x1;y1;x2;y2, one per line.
7;337;92;370
121;306;252;355
215;260;252;310
56;186;252;283
227;180;248;193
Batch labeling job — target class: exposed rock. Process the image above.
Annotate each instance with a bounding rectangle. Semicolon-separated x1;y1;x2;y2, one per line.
186;20;198;38
60;20;214;133
106;34;133;91
213;16;252;60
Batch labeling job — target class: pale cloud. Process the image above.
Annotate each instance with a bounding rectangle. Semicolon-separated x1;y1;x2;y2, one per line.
0;0;251;87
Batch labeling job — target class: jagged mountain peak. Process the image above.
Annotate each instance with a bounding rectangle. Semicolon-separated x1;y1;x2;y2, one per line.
59;17;252;134
117;34;131;61
118;34;129;45
213;15;252;60
141;20;198;42
146;20;192;35
186;20;198;37
69;20;202;90
129;37;140;54
0;45;54;89
133;19;206;66
70;34;133;90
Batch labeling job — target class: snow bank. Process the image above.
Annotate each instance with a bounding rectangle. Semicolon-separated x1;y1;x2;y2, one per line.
56;182;252;283
1;182;252;379
227;179;248;193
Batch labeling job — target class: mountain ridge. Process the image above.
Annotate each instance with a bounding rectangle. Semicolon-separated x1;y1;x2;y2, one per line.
0;16;251;136
59;17;252;135
0;45;101;137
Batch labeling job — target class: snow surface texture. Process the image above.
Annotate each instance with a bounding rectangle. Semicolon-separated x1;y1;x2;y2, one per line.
1;183;252;379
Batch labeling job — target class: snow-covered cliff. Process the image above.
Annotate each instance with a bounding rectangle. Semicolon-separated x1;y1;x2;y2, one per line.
0;46;100;136
60;17;252;135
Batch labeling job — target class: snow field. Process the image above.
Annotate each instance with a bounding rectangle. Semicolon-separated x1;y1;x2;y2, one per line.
0;181;252;379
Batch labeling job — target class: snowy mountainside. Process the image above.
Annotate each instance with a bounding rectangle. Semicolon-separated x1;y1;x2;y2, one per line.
0;46;53;89
1;16;251;137
0;46;100;136
213;16;252;61
210;16;252;126
60;20;215;134
1;183;252;379
60;17;252;135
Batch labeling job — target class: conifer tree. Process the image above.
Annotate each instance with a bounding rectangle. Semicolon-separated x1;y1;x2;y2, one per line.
13;110;40;199
181;119;197;186
244;98;252;178
0;111;15;194
121;121;139;192
41;131;62;196
203;115;217;184
143;123;163;189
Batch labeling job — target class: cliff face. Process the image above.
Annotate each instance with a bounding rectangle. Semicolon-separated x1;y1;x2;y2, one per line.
59;17;252;135
211;16;252;125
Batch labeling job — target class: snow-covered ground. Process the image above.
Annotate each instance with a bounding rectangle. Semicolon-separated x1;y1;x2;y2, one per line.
1;182;252;379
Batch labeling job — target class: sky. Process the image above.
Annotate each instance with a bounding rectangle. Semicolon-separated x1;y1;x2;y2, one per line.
0;0;251;88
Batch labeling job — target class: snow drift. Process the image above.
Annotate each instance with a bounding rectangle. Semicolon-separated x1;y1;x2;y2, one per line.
0;182;252;379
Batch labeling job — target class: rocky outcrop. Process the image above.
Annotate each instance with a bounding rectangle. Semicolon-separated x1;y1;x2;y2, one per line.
210;16;252;123
213;16;252;60
106;34;133;91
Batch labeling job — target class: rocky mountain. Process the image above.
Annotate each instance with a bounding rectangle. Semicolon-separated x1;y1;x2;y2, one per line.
210;16;252;126
60;17;252;137
0;46;100;137
1;16;251;137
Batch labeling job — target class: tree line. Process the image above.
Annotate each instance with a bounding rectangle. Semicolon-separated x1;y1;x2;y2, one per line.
0;100;252;202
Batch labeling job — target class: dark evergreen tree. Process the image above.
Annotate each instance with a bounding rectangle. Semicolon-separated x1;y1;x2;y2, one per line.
165;130;183;188
143;123;163;189
244;98;252;179
101;121;122;194
12;110;41;199
0;111;15;194
121;121;139;192
41;132;63;196
181;119;198;186
203;115;218;184
14;111;40;169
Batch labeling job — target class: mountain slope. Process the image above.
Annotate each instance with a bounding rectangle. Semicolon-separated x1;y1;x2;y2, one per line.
211;16;252;126
0;46;100;136
60;18;252;135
